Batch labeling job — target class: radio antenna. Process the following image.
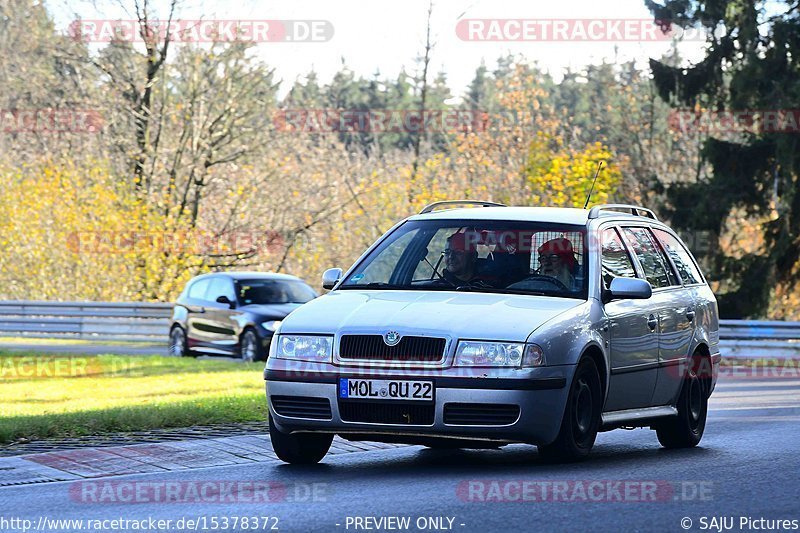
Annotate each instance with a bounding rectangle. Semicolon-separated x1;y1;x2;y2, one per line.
583;161;604;209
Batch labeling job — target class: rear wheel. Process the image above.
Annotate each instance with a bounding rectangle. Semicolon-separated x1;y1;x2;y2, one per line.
240;329;265;362
537;357;602;462
169;326;191;357
655;355;708;448
269;416;332;464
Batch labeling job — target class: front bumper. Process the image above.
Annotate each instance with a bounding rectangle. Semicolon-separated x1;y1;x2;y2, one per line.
265;367;573;446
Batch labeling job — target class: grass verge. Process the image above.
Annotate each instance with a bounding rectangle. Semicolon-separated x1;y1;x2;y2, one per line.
0;337;161;347
0;352;267;444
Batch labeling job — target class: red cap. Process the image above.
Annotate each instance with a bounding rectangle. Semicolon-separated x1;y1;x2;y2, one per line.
538;238;576;269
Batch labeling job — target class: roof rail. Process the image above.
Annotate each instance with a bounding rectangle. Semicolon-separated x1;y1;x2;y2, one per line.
587;204;658;221
418;200;507;215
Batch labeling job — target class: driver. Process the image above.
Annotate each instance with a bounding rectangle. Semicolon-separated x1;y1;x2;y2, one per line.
537;238;578;289
441;231;480;285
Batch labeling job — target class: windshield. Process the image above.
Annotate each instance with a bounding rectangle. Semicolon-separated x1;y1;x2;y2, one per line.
339;219;588;299
236;279;317;305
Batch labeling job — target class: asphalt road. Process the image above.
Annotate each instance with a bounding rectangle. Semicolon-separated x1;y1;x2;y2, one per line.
2;375;799;533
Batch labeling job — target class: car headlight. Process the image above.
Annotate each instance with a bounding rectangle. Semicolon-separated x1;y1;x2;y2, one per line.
454;341;545;367
275;335;332;362
261;320;282;332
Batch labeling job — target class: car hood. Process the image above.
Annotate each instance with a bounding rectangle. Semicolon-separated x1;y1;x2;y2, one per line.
279;290;583;342
240;303;303;318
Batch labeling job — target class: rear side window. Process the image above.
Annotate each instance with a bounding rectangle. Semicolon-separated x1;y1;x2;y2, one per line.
188;278;211;300
207;277;236;302
600;228;637;287
622;227;680;289
652;229;704;285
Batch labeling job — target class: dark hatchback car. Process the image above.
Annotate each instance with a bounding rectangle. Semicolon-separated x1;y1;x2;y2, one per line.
169;272;317;361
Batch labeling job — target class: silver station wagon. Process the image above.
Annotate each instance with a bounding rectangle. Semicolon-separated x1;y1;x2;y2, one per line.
264;202;721;463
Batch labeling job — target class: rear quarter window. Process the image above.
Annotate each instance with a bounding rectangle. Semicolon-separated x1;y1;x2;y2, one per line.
652;229;704;285
187;278;211;300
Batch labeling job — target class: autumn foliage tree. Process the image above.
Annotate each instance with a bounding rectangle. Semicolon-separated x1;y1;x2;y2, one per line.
0;1;709;305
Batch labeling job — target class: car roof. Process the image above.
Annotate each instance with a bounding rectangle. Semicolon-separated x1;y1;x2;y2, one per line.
409;207;589;224
408;206;658;226
192;272;306;282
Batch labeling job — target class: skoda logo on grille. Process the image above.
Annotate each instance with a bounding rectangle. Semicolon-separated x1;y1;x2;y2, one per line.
383;331;401;346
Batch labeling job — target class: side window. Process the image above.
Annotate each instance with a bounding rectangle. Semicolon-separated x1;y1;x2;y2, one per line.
187;278;211;300
207;277;236;303
653;229;704;285
601;228;637;288
622;227;680;289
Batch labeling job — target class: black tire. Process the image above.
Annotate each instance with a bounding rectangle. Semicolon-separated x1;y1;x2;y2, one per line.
656;355;708;448
240;329;265;362
169;326;191;357
537;357;602;462
268;415;333;465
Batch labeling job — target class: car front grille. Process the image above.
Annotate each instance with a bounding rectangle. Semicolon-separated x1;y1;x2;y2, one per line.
338;400;435;425
271;396;332;420
443;403;520;426
339;335;446;362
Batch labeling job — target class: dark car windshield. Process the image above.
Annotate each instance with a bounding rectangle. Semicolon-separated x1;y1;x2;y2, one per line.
236;279;317;305
338;219;588;299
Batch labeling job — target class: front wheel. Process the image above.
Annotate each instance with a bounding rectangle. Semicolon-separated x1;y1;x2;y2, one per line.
169;326;191;357
537;357;602;462
269;416;332;464
655;356;708;448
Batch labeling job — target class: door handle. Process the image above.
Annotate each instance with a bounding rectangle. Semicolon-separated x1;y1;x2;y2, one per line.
647;314;658;331
196;307;206;314
686;310;696;322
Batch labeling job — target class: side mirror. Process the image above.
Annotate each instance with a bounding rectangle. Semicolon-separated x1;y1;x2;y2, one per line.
216;295;235;308
322;268;343;290
605;277;652;302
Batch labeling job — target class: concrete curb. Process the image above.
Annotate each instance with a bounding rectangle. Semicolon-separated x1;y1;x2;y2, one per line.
0;435;404;488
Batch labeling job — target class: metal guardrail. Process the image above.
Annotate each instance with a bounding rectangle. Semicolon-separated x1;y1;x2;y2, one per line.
0;301;798;358
718;319;800;359
0;301;172;343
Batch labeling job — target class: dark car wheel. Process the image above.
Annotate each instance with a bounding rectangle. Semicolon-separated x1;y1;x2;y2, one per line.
269;415;332;464
655;354;708;448
240;329;265;362
169;326;191;357
537;357;602;462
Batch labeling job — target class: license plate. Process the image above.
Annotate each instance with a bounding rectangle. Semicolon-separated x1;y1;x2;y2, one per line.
339;379;433;401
